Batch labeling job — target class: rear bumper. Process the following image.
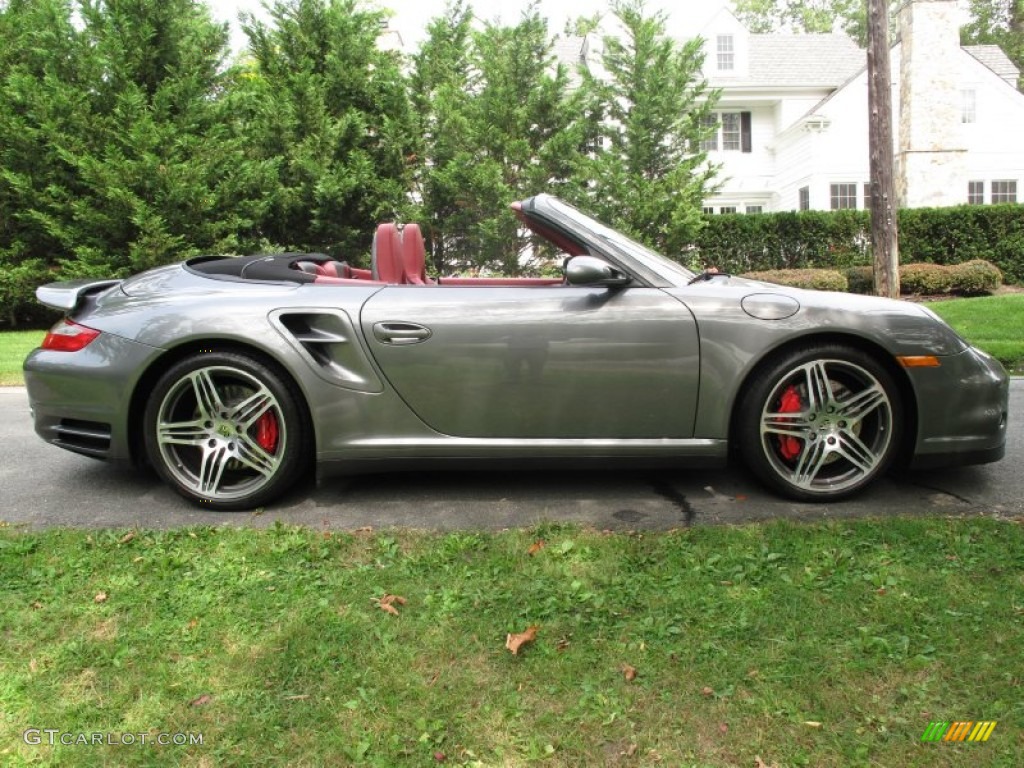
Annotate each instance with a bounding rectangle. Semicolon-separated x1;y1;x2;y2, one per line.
23;333;162;464
907;346;1009;470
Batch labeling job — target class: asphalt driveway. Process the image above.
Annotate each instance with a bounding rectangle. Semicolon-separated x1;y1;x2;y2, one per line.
2;380;1020;530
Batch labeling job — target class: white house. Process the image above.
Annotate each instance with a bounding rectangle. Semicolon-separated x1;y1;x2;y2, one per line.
691;1;1024;213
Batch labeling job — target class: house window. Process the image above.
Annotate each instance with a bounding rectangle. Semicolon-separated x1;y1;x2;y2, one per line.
721;113;741;151
745;205;763;214
799;186;810;211
863;183;872;210
968;180;985;204
719;206;737;214
717;35;734;71
702;111;751;152
700;114;718;152
702;206;715;215
830;183;857;210
961;89;976;124
992;180;1017;203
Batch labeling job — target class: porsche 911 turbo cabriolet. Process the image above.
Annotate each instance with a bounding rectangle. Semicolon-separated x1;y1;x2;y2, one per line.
24;195;1009;510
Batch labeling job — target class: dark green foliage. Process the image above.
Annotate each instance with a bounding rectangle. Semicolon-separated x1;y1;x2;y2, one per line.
240;0;416;259
410;2;584;275
577;0;718;256
0;0;278;322
695;209;870;274
741;268;849;291
697;205;1024;284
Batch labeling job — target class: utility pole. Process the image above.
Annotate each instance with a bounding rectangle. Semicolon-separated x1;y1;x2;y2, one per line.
867;0;899;298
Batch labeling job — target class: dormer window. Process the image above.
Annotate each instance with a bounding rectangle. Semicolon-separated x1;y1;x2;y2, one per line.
717;35;734;71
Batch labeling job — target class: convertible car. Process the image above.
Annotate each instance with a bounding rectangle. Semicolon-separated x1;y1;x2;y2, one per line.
24;195;1008;510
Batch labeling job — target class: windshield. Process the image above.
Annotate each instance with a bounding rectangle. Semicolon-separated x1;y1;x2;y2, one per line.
544;198;697;282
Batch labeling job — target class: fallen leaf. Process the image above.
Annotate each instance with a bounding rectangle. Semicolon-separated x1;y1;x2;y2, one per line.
622;664;637;682
433;752;446;762
754;757;773;768
747;668;760;679
623;743;638;757
132;556;144;564
93;591;107;604
803;721;822;729
527;539;546;556
372;594;407;616
189;694;213;707
29;659;38;673
283;694;310;701
718;723;728;734
701;686;715;697
186;619;199;631
31;601;43;610
556;637;571;652
119;531;135;544
505;625;539;655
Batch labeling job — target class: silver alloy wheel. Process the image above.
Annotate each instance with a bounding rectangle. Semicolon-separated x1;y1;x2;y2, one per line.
759;358;894;494
155;365;286;502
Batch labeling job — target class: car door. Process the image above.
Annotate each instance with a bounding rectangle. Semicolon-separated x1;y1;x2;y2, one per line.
360;283;700;439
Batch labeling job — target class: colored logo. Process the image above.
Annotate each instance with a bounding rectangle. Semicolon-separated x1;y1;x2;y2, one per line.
921;721;997;742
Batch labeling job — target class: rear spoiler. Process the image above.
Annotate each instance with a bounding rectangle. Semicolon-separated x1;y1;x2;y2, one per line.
36;279;122;312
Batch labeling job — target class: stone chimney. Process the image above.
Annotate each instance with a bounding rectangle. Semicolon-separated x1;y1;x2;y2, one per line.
896;0;967;208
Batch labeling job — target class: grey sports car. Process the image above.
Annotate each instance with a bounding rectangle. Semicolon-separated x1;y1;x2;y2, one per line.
24;195;1008;510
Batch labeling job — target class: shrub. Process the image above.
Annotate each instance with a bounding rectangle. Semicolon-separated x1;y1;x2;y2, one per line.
900;263;956;294
756;260;1002;295
741;269;848;291
845;266;874;294
951;259;1002;294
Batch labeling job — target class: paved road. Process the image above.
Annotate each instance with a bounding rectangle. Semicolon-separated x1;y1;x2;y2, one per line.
2;381;1020;530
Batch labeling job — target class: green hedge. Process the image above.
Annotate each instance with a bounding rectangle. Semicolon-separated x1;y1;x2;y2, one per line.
845;259;1002;295
742;269;848;291
756;260;1002;295
695;204;1024;283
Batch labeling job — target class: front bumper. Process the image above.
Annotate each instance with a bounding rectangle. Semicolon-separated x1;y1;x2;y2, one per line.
907;345;1009;469
23;333;163;464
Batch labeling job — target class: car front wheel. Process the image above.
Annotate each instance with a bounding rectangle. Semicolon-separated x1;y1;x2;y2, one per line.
143;351;309;510
737;345;903;501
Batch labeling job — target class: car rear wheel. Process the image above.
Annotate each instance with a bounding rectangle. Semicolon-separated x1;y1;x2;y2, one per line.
143;351;309;510
737;344;902;501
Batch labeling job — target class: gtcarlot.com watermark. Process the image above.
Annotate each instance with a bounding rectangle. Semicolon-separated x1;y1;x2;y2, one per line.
23;729;203;747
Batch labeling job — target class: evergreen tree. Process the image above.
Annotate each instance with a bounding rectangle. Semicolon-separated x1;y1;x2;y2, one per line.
411;2;586;274
579;0;719;256
0;0;84;322
1;0;276;312
240;0;416;258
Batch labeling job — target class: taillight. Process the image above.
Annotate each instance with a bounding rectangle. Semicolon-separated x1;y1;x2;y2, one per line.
42;319;101;352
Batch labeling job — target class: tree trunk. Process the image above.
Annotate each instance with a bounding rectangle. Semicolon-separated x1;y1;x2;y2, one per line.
867;0;899;298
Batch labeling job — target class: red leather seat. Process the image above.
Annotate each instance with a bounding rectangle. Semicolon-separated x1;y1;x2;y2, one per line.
371;223;404;283
400;223;432;284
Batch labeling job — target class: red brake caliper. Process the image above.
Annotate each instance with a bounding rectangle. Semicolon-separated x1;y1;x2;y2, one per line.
777;385;803;461
256;412;279;453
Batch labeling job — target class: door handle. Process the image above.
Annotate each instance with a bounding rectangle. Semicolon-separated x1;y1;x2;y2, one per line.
372;321;432;345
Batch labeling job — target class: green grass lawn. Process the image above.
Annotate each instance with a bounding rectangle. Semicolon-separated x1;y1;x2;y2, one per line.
0;330;45;385
925;294;1024;374
1;518;1021;767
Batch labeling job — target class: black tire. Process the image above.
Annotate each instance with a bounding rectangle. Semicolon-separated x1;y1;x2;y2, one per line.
736;344;903;501
143;350;310;510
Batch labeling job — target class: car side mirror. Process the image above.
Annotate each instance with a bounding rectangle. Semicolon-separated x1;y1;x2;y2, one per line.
565;256;632;287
